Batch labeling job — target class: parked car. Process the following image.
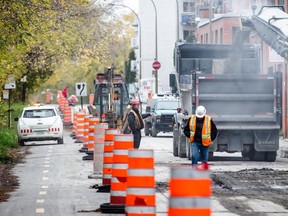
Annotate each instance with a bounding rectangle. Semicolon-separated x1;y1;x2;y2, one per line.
16;105;64;146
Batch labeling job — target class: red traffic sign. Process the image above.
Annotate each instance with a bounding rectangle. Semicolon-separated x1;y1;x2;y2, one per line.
152;61;161;70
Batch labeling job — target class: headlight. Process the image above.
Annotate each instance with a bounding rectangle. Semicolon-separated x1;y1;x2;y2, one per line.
156;116;161;122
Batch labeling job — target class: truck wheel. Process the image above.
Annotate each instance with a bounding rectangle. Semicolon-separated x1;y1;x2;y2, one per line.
265;152;277;162
144;123;150;136
173;125;179;157
241;151;250;158
57;138;64;144
18;139;24;146
252;151;265;161
151;124;157;137
178;132;187;158
208;152;214;161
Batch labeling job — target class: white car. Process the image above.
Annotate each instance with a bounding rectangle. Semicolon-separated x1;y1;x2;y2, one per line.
16;105;64;146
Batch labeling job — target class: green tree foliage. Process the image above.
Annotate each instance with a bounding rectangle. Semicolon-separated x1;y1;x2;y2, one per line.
125;49;137;83
0;0;134;101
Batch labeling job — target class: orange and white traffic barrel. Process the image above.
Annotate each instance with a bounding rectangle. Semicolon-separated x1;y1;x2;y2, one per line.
75;112;85;143
88;123;108;179
79;115;90;150
126;149;156;216
63;106;72;125
168;166;212;216
89;93;94;105
45;92;51;104
100;134;134;214
110;134;134;205
105;128;119;141
71;111;78;137
102;141;114;184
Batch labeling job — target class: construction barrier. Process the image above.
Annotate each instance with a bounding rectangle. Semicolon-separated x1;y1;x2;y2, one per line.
45;92;51;104
168;166;211;216
126;149;156;216
88;123;108;178
102;141;114;185
111;135;134;205
71;111;78;138
63;106;72;125
100;134;133;213
89;93;94;105
75;112;85;143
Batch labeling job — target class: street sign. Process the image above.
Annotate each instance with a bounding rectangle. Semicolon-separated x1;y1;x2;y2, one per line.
75;82;87;97
152;61;161;70
5;75;16;89
3;90;9;99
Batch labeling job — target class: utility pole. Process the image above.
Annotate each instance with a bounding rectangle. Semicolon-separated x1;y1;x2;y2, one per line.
149;0;158;94
209;0;213;43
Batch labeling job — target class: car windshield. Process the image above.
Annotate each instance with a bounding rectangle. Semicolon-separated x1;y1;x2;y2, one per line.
156;101;179;110
23;109;56;118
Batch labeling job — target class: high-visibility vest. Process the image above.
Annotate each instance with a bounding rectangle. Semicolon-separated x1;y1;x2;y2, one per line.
189;115;212;146
129;110;144;130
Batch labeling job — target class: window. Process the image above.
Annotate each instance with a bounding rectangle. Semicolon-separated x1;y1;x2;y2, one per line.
232;27;240;43
267;0;275;5
220;28;223;44
215;30;218;44
183;2;195;12
278;0;284;6
24;109;56;118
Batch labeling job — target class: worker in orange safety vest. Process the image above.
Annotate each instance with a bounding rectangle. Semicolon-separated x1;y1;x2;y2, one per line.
183;105;218;165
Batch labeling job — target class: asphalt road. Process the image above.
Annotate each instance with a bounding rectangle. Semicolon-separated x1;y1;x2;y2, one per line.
0;129;288;216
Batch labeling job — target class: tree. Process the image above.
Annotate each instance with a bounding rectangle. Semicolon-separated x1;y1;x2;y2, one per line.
125;50;137;83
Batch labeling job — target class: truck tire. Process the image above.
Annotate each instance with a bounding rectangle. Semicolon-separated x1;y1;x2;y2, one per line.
18;139;24;146
208;152;214;161
151;124;157;137
178;130;187;158
173;125;179;157
252;151;265;161
58;137;64;144
144;123;150;136
265;152;277;162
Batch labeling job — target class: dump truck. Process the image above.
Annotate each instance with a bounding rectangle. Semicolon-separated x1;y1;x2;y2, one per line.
171;6;287;162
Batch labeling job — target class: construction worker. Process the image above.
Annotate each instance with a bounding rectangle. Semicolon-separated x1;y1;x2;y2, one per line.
128;99;151;148
183;105;218;165
62;87;68;99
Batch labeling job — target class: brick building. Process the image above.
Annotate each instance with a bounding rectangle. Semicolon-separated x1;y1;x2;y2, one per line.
197;0;287;73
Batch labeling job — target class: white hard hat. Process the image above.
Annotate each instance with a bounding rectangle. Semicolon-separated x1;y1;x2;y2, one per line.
195;105;206;118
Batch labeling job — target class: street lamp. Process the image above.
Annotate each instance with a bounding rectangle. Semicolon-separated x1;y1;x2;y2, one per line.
175;0;180;41
110;4;142;83
149;0;159;94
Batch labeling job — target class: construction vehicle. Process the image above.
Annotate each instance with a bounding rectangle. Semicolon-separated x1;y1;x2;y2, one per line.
91;67;141;129
171;6;287;162
144;94;179;137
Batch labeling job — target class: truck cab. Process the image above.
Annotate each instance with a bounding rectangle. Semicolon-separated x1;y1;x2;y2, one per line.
144;95;180;137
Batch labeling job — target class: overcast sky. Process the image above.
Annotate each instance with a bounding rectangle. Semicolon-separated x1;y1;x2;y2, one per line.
122;0;138;12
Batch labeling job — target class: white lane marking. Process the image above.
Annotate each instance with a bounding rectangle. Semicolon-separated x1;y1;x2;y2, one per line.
41;186;48;189
44;165;50;168
36;199;45;203
39;191;47;195
44;161;50;164
42;177;48;181
43;170;49;173
35;208;45;213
